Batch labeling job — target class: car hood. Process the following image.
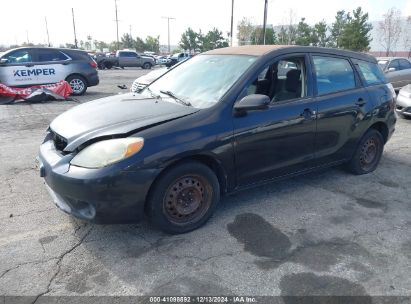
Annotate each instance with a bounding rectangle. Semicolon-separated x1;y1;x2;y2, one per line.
50;93;198;151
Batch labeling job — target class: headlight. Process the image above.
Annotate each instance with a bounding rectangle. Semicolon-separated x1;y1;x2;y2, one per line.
70;137;144;168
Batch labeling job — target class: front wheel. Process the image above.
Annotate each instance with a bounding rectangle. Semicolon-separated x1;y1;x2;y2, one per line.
66;75;87;96
147;161;220;234
347;129;384;175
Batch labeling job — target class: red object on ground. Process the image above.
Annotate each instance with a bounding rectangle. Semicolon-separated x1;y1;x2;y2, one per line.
0;80;73;100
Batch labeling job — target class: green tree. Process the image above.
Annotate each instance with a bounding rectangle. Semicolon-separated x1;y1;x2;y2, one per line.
134;37;146;52
201;28;229;51
278;26;288;44
96;41;108;51
340;7;373;51
179;28;199;52
145;36;160;53
121;33;135;49
329;10;349;48
251;26;277;45
237;17;254;45
295;18;312;45
312;21;328;47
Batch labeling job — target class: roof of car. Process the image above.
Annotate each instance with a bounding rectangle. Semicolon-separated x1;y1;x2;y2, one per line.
204;45;292;56
377;57;409;60
204;45;377;63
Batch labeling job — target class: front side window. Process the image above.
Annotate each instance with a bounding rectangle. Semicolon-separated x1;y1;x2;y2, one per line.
244;56;307;103
313;56;355;96
3;49;32;63
388;60;400;70
144;54;257;108
352;59;386;86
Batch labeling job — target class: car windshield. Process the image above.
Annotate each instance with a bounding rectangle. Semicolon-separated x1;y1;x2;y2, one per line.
378;60;388;70
143;54;257;108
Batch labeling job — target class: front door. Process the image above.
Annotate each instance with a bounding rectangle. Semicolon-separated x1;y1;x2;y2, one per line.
233;54;317;187
0;49;36;86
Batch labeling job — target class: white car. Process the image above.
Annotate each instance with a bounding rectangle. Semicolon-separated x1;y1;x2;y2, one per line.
396;84;411;118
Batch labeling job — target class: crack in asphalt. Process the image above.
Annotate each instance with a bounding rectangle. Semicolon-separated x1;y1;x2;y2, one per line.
0;257;59;281
31;225;93;304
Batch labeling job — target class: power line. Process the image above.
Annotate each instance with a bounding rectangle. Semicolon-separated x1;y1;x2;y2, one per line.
162;16;176;53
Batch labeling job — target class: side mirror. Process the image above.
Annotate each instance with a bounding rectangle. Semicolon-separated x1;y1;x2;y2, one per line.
234;94;270;113
387;67;396;72
0;58;8;64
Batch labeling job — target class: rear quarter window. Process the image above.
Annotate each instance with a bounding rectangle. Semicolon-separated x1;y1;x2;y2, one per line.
352;59;386;86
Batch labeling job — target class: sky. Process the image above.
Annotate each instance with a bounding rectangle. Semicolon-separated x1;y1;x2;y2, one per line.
0;0;410;48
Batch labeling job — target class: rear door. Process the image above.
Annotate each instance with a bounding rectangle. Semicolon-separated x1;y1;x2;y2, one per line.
386;59;402;89
30;49;71;84
311;54;371;165
0;49;37;86
398;59;411;88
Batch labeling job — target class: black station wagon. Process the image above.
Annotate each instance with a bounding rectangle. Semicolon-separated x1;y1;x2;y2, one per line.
39;45;396;234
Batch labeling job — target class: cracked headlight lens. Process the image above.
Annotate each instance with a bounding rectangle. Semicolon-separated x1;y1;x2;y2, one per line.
70;137;144;169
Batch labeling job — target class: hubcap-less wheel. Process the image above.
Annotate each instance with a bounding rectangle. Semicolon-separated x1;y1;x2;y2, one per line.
69;78;85;95
163;175;212;225
359;137;378;171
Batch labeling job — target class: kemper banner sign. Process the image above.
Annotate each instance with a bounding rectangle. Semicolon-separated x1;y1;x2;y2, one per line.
1;64;66;86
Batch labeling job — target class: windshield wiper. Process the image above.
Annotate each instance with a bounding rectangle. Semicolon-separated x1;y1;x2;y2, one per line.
160;90;192;107
145;87;161;99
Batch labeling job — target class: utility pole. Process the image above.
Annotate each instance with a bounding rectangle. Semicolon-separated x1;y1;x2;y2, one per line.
45;17;50;47
129;24;132;38
72;8;78;48
114;0;120;51
262;0;268;45
162;16;176;53
26;30;30;44
230;0;234;46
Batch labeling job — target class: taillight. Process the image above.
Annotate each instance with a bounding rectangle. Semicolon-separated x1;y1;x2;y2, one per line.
89;60;97;69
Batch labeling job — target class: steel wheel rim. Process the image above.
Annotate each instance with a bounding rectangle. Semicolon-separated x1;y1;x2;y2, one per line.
69;79;85;94
163;174;212;225
360;137;379;170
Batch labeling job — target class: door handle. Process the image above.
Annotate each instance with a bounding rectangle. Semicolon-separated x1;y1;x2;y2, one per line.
300;108;316;120
355;98;367;106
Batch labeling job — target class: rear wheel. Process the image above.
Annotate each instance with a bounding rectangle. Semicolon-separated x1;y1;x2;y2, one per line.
143;62;152;70
347;129;384;175
104;61;113;69
66;75;87;96
147;161;220;234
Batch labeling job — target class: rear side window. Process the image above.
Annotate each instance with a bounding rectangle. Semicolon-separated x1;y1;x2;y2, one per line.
37;50;69;62
313;56;356;95
399;59;411;70
352;59;386;86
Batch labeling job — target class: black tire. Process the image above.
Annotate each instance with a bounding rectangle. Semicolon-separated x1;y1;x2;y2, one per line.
143;62;152;70
147;161;220;234
104;61;113;69
347;129;384;175
98;62;105;70
66;75;87;96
